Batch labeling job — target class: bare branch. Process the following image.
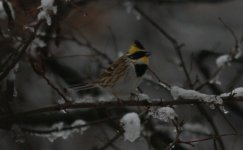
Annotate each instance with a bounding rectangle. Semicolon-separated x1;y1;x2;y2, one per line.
179;133;239;144
134;6;225;149
134;6;192;87
0;96;243;126
219;18;238;47
29;58;71;104
99;131;123;150
147;67;171;91
0;22;41;82
75;31;113;64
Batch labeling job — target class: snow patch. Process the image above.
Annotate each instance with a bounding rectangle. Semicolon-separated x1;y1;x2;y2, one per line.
38;0;57;25
120;112;141;142
29;120;88;142
221;87;243;97
216;54;231;67
171;86;223;108
30;38;46;51
148;107;177;122
11;124;25;143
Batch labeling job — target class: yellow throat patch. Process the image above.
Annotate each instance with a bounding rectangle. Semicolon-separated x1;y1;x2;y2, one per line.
138;56;149;64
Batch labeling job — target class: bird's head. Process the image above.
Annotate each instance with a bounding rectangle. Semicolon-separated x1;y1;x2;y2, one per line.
126;40;151;65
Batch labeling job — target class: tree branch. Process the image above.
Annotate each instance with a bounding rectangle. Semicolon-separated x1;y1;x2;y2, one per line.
0;96;242;126
0;23;41;82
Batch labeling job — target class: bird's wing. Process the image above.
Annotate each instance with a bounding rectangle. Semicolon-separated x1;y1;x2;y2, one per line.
94;56;129;87
70;56;129;91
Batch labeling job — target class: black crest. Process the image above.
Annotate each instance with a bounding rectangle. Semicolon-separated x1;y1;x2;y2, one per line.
134;40;144;49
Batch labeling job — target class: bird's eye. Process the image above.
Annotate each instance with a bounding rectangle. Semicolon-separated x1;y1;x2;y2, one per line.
128;51;150;59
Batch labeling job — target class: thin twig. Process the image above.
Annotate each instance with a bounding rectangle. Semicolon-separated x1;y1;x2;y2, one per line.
0;24;40;82
196;105;225;149
195;66;223;90
28;58;71;104
135;6;225;149
99;131;123;150
76;31;113;64
217;107;237;133
60;34;113;64
219;18;238;46
147;67;171;91
135;6;192;87
179;133;239;144
42;74;71;103
53;54;99;59
107;26;118;54
165;118;183;150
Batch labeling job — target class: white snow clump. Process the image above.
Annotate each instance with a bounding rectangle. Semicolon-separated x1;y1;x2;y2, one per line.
148;107;177;122
216;54;232;68
30;120;88;142
38;0;57;25
120;112;141;142
171;86;223;109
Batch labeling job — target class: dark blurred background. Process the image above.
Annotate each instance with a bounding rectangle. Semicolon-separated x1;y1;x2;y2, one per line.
1;0;243;149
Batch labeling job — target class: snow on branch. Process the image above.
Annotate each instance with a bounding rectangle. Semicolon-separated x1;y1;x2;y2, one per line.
216;54;232;68
1;91;243;126
221;87;243;97
22;119;88;142
171;86;223;109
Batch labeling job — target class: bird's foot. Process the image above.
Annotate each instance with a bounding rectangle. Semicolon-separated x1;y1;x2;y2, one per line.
130;93;139;101
116;97;124;105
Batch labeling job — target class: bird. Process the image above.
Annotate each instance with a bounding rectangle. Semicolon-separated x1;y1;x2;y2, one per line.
73;40;151;98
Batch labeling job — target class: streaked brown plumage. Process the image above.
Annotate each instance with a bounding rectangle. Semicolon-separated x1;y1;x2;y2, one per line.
94;56;129;88
73;40;151;98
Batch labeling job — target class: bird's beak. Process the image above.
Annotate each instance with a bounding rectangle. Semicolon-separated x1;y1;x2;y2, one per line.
145;51;151;56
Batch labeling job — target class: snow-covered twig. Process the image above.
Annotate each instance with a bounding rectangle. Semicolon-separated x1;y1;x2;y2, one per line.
171;86;223;109
1;92;243;126
22;120;88;142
